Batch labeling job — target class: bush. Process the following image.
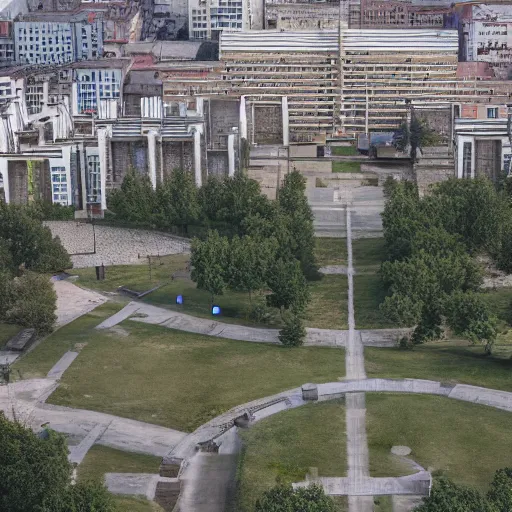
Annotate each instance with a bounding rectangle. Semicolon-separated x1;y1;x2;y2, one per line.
279;313;306;347
255;484;336;512
487;467;512;512
27;200;75;221
6;272;57;335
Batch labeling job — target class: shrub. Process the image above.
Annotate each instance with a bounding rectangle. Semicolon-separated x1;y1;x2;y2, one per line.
279;313;306;347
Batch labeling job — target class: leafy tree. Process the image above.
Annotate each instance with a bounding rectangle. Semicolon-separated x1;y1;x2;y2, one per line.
414;477;496;512
266;259;310;316
198;175;227;225
107;169;155;224
0;203;71;273
6;272;56;334
487;468;512;512
66;480;116;512
226;235;277;304
255;484;336;512
409;115;440;161
392;121;410;153
156;168;199;235
278;312;306;347
0;413;114;512
278;171;319;280
190;230;230;304
446;292;498;353
0;269;13;320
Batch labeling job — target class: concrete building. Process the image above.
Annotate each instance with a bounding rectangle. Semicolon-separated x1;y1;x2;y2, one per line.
340;29;459;134
14;17;103;65
264;0;345;31
188;0;264;40
454;102;511;181
457;3;512;79
0;20;14;67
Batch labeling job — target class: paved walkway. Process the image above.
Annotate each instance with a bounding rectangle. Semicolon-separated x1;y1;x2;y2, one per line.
0;377;187;457
97;300;410;348
53;280;106;328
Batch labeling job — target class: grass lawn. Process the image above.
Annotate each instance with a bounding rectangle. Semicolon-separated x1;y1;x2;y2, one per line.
12;302;124;380
114;496;164;512
353;274;395;329
352;238;385;272
332;161;361;173
48;321;345;432
331;146;359;156
373;496;393;512
78;445;161;483
0;323;22;349
237;400;346;512
315;238;347;267
73;251;348;330
365;340;512;391
307;275;348;329
366;393;512;491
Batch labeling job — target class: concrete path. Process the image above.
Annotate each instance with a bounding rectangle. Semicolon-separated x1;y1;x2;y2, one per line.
96;300;410;348
47;351;79;380
53;280;106;328
178;428;241;512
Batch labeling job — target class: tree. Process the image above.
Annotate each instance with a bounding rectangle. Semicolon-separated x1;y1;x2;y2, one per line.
409;114;440;161
278;171;319;280
190;230;230;304
107;169;155;224
487;468;512;512
156;168;199;235
266;259;310;316
255;484;336;512
446;292;498;352
278;312;306;347
226;235;277;303
0;269;13;321
0;413;114;512
6;272;57;335
0;203;71;273
414;477;496;512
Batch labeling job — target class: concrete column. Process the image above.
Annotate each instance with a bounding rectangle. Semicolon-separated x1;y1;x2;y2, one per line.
43;80;49;106
79;144;87;210
63;146;72;206
0;159;9;203
97;128;108;211
239;96;247;140
37;124;45;146
147;130;157;189
282;96;289;147
228;133;235;176
193;126;203;187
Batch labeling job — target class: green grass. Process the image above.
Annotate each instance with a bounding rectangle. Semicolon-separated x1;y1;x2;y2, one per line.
332;161;361;173
237;400;346;512
0;323;22;349
72;253;347;330
331;146;359;156
366;393;512;491
354;274;395;329
114;496;164;512
373;496;393;512
480;287;512;326
78;445;161;483
12;302;124;380
48;321;345;432
366;341;512;391
315;238;347;267
352;238;385;272
307;275;348;329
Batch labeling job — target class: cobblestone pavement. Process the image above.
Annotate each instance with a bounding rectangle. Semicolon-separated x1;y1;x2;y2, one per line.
45;221;190;268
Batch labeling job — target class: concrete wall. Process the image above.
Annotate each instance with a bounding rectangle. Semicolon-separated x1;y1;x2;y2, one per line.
290;160;331;173
111;141;149;186
208;99;239;149
253;105;283;145
289;145;317;158
8;161;28;205
415;167;454;194
265;4;341;30
207;151;228;177
162;141;194;177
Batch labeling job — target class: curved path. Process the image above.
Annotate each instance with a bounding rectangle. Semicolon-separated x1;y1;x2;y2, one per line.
96;300;410;348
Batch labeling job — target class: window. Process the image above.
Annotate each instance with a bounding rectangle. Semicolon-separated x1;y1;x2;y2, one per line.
462;142;472;179
51;167;68;205
86;155;101;204
487;107;498;119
